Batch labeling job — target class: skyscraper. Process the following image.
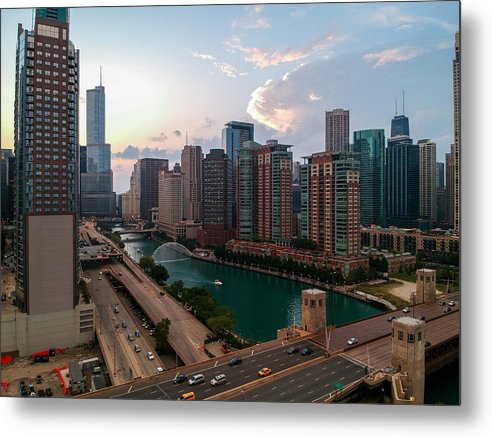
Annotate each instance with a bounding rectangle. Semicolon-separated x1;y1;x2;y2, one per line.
138;158;168;221
386;135;420;228
436;161;448;227
446;150;455;227
301;151;360;257
1;149;15;223
353;129;386;227
80;79;115;217
418;139;437;224
452;32;460;231
222;121;254;227
157;170;183;240
181;144;203;222
237;140;293;243
325;108;349;152
390;115;410;137
10;9;95;354
198;149;234;246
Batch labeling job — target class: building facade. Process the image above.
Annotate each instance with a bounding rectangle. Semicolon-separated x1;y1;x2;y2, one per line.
418;139;437;224
157;170;183;240
452;32;460;231
390;114;410;137
1;149;15;223
181;144;202;222
446;150;455;227
325;108;349;152
138;158;168;221
386;135;419;228
353;129;386;227
301;151;360;258
86;83;104;145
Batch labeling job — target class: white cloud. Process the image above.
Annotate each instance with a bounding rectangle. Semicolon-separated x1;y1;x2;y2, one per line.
363;47;426;68
213;61;239;78
308;93;322;102
232;16;271;30
191;51;216;61
374;5;455;32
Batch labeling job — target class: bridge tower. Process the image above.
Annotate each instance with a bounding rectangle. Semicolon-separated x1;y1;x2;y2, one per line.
391;317;426;404
416;268;437;304
301;289;326;333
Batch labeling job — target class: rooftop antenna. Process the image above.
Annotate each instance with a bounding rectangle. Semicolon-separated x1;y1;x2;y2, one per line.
186;131;188;145
395;96;398;116
100;66;102;86
31;9;35;30
403;90;405;115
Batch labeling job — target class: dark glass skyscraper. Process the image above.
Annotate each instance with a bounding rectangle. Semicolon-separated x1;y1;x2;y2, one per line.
353;129;386;227
390;115;410;137
138;158;168;221
386;136;420;228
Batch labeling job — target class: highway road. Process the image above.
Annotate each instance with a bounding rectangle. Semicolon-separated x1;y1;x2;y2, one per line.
228;355;365;403
101;339;324;400
86;266;163;381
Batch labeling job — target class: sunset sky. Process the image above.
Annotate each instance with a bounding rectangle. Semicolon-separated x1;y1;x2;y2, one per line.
1;1;460;193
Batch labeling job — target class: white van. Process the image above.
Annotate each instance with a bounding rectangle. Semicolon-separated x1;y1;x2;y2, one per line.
188;374;205;386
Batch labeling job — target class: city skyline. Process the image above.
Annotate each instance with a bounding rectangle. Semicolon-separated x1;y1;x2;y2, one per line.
1;2;459;193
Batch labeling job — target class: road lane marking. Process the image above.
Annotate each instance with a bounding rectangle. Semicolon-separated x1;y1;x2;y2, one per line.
330;371;336;375
280;363;285;366
250;359;256;363
356;369;362;373
274;358;279;362
150;390;157;394
127;386;133;393
252;394;258;398
289;379;295;383
340;377;345;380
251;350;254;356
214;361;218;367
306;372;311;376
315;378;320;382
324;384;330;388
337;361;342;364
178;389;184;394
245;375;251;379
322;367;327;370
239;369;245;373
289;399;295;403
267;354;272;358
205;388;211;392
345;365;351;368
280;392;285;396
308;390;314;395
271;387;277;391
298;384;303;388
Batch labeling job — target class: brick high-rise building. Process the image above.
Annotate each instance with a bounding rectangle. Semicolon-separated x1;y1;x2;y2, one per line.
198;149;234;246
181;144;202;222
301;151;360;257
325;108;349;152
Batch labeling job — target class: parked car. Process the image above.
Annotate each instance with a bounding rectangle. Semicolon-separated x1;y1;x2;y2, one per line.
402;307;410;313
156;367;164;374
258;367;272;377
347;337;358;346
159;290;165;296
179;392;195;401
210;374;227;386
438;301;446;306
45;388;53;397
35;375;43;384
228;357;242;367
301;347;314;356
287;346;299;354
37;389;45;397
173;375;188;385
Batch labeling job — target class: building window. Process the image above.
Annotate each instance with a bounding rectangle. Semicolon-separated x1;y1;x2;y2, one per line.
318;299;323;307
37;24;59;39
408;333;415;343
398;330;403;341
418;332;422;341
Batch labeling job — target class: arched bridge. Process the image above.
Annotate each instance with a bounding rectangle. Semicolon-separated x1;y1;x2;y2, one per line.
155;242;193;257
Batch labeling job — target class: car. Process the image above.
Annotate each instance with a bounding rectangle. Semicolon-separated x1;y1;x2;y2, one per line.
28;384;35;394
127;334;135;341
135;330;141;337
188;374;205;386
347;337;358;346
258;367;272;378
159;290;165;296
99;271;103;275
121;320;128;328
149;330;154;337
287;346;299;354
20;387;28;397
387;316;396;322
228;357;242;367
35;375;43;384
134;344;142;352
419;315;426;321
402;307;410;313
118;272;123;276
448;300;456;306
301;347;314;356
210;374;227;386
45;388;53;397
178;392;196;401
98;277;102;280
156;367;164;374
443;307;452;313
37;389;45;397
425;341;432;348
147;352;155;360
173;374;188;385
114;305;120;314
438;301;446;306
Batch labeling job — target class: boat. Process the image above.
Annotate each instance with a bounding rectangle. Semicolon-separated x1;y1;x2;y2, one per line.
214;279;223;286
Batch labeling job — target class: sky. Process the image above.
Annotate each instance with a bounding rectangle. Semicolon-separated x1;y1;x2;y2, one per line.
0;1;460;194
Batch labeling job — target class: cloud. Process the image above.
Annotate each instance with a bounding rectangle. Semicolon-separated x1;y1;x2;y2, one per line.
172;130;182;137
363;47;426;68
202;117;215;128
225;33;337;68
213;61;239;78
150;132;168;142
113;144;170;160
191;51;217;61
232;16;271;30
374;5;455;32
308;93;322;102
190;135;222;152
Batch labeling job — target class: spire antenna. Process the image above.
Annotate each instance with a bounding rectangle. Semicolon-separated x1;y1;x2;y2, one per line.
403;90;405;115
100;66;102;86
186;131;188;145
395;97;398;116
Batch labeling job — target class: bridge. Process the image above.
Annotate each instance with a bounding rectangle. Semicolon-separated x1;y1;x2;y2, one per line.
154;242;193;257
117;227;157;235
81;297;459;402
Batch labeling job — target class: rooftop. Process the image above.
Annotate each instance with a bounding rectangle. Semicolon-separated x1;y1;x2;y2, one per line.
302;288;326;296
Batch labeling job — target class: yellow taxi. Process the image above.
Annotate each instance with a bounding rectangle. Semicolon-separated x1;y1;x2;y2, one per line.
178;392;196;401
258;367;272;378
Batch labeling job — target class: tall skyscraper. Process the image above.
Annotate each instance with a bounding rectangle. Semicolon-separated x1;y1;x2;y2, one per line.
452;32;460;231
390;94;410;137
386;135;420;228
181;144;203;222
157;170;183;240
198;149;234;246
138;158;168;221
292;161;301;184
121;165;140;220
222;121;254;227
1;149;15;223
418;139;437;224
301;151;360;257
12;9;95;351
353;129;386;227
436;161;448;227
446;150;455;227
325;108;349;152
80;78;115;217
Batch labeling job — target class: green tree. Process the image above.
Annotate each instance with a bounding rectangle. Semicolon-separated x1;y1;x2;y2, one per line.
139;255;155;274
154;318;171;354
207;314;235;338
151;264;169;285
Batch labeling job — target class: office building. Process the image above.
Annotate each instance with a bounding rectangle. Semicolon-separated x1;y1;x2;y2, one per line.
222;121;254;227
353;129;386;227
386;135;419;228
157;170;183;240
121;165;141;221
325;108;349;152
138;158;168;221
391;115;410;137
198;149;234;246
181;144;202;222
292;161;301;184
173;162;181;173
1;149;15;223
86;78;105;145
301;151;360;257
4;8;95;355
452;32;460;231
436;162;447;227
237;140;293;243
79;144;87;173
418;139;437;224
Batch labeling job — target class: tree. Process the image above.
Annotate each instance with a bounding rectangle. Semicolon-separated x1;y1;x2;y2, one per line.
207;314;235;338
154;318;171;354
139;256;155;274
151;264;169;285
